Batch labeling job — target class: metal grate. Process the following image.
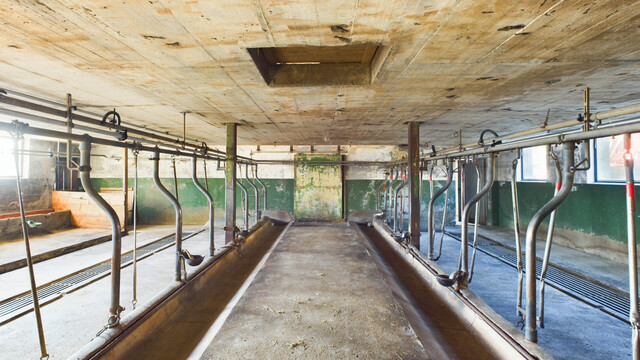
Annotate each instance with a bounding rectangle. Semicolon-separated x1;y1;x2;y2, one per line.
0;231;194;322
445;232;630;322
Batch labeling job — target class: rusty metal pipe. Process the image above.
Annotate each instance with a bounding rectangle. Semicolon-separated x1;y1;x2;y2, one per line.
152;149;183;282
525;141;575;343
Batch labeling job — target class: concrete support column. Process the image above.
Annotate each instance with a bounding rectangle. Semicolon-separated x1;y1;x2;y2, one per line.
225;123;237;244
408;122;421;248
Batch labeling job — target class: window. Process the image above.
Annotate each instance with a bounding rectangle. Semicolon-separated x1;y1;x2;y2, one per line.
594;133;640;182
0;135;29;178
520;145;548;181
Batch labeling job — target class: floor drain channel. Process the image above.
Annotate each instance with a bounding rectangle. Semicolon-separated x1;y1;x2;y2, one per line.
443;231;629;323
0;231;195;323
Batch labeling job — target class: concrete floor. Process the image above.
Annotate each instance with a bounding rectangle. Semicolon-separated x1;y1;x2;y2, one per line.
199;222;427;359
0;227;113;273
1;217;634;359
0;221;225;360
426;227;632;360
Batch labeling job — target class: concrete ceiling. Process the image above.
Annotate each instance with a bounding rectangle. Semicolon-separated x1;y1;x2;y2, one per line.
0;0;638;146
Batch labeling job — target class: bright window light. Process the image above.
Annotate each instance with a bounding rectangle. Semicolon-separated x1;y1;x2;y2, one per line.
595;133;640;182
0;135;29;178
521;145;548;181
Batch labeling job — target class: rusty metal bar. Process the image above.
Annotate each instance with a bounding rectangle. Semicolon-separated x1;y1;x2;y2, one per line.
225;124;237;244
408;122;421;248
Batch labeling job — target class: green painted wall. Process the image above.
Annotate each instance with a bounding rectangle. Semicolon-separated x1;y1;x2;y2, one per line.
488;181;639;244
90;176;459;227
345;179;456;229
90;177;293;224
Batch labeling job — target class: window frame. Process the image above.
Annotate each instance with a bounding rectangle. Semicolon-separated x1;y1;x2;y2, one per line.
592;134;640;185
519;145;549;183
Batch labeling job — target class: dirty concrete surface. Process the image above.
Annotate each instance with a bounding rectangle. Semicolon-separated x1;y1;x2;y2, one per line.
201;222;427;359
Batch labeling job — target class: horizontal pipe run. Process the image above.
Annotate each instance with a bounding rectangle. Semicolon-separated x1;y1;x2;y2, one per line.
0;107;173;148
433;103;640;156
0;94;208;152
425;120;640;161
0;121;258;164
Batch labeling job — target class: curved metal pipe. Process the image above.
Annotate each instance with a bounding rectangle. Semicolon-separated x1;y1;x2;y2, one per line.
79;137;124;323
428;160;453;259
152;149;183;282
387;168;400;225
511;151;524;317
171;156;179;202
245;164;259;225
525;141;575;343
433;165;453;261
468;161;482;281
192;157;215;256
538;147;562;327
376;176;389;211
253;165;267;214
236;179;249;231
465;156;495;283
394;175;408;233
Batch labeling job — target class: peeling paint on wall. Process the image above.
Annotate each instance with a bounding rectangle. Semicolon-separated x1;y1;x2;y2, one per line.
294;154;342;221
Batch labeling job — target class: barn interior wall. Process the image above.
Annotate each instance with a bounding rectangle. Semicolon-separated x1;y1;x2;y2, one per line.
486;146;639;261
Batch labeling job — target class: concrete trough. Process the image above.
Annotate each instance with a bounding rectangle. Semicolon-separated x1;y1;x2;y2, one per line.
69;217;291;360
